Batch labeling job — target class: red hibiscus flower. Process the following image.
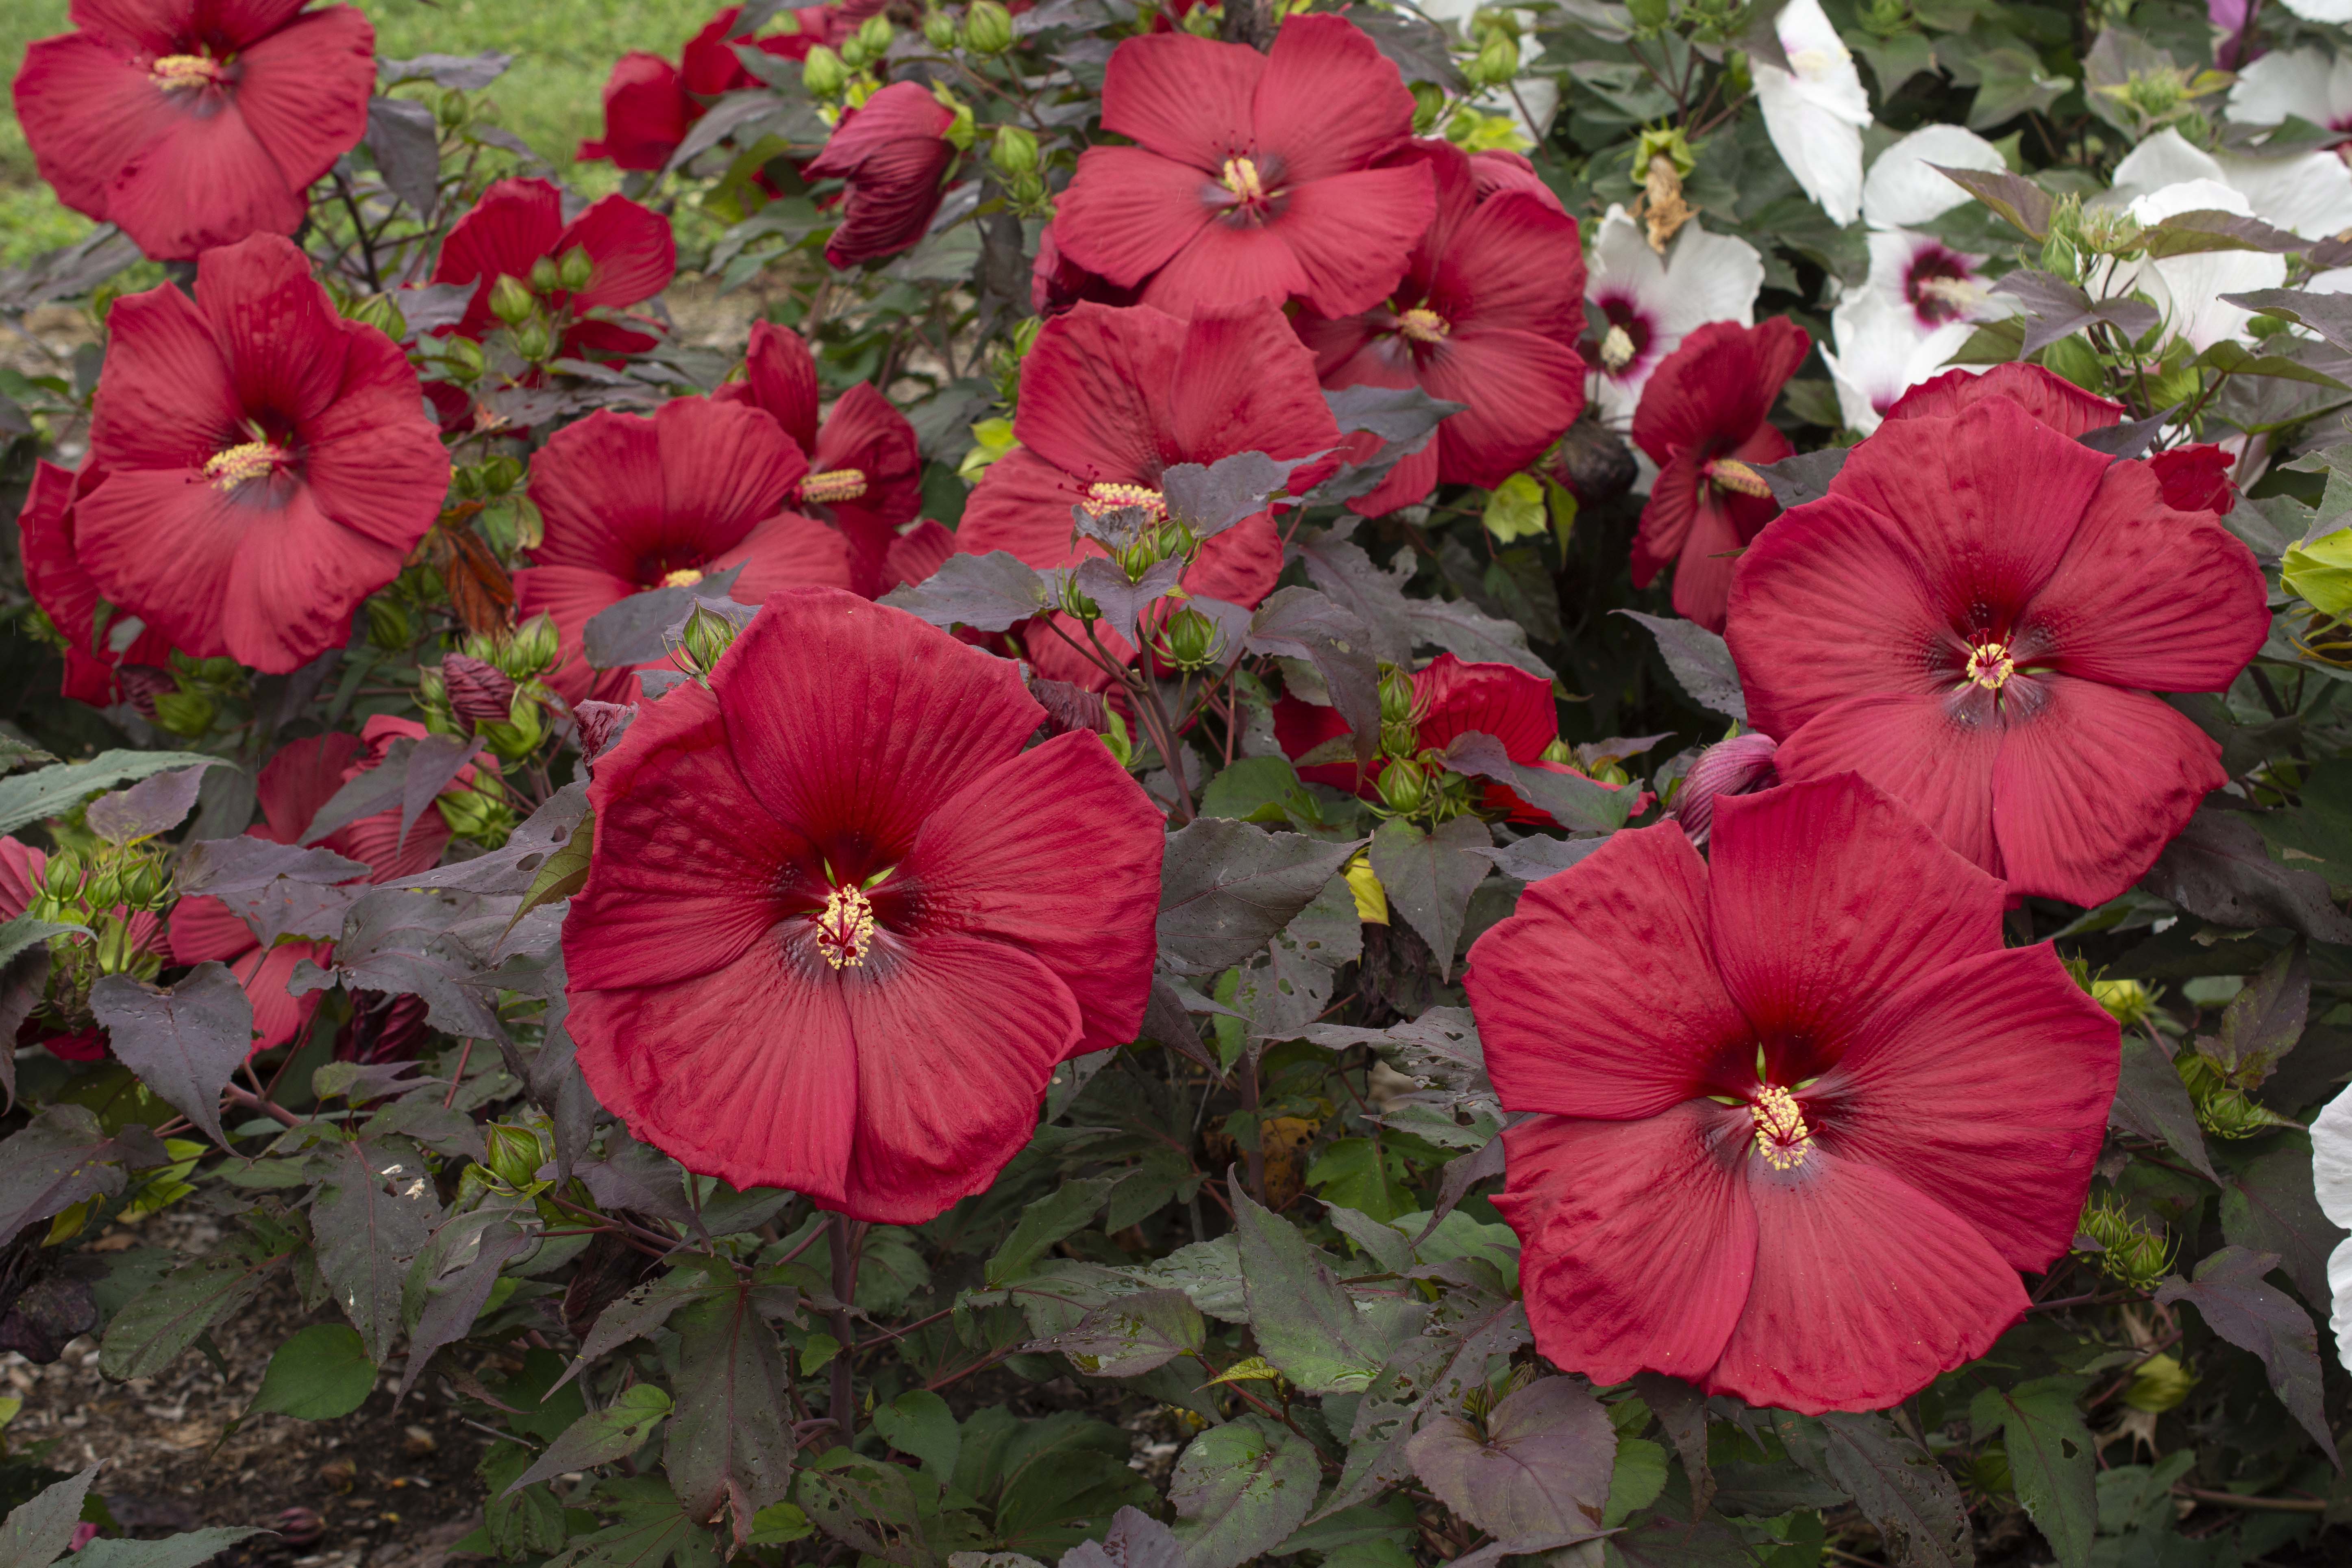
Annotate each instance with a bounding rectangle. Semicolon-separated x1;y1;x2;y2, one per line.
0;837;165;1063
432;178;677;358
563;588;1163;1221
1051;14;1435;318
1630;318;1811;634
1031;221;1139;318
1295;140;1586;517
515;396;854;705
13;0;374;261
1725;395;2271;905
805;82;961;269
580;7;841;170
1887;363;2239;515
1467;149;1566;214
714;322;933;595
75;234;448;676
1273;655;1588;824
18;459;176;707
1465;773;2119;1411
170;720;488;1051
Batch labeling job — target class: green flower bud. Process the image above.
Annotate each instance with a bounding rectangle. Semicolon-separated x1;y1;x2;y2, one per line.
485;454;525;494
2091;977;2158;1029
416;665;447;709
513;320;553;362
965;0;1014;53
1409;80;1445;135
1468;30;1519;89
1538;738;1576;765
442;335;485;383
924;9;958;47
1376;756;1428;816
152;690;216;737
511;612;562;676
680;605;742;673
86;869;121;910
859;14;894;51
2075;1192;2174;1289
991;124;1040;178
122;861;168;910
840;35;870;67
2121;1353;2195;1414
435;87;469;130
557;244;595;293
364;596;411;651
491;273;536;326
528;255;561;295
484;1122;546;1190
1058;576;1102;622
1155;607;1223;672
43;852;82;902
344;292;407;339
2038;232;2078;283
803;45;849;96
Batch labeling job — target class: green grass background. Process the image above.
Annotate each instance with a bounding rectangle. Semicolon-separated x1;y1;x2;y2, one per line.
0;0;721;264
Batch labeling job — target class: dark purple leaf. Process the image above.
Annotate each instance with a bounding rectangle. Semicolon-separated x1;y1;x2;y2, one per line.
177;836;369;895
1072;555;1184;648
2155;1246;2335;1459
0;1107;167;1242
1156;819;1364;976
1468;834;1608;883
366;95;441;217
1992;269;2161;355
379;51;512;89
1928;163;2054;239
1027;1287;1205;1376
1062;1507;1185;1568
2209;939;2308;1083
1162;450;1312;539
86;762;224;846
583;561;750;668
879;550;1053;632
1170;1416;1321;1568
1368;816;1491;982
668;1278;797;1546
1614;610;1746;721
2142;805;2352;944
311;1132;439;1362
1437;731;1634;835
2226;287;2352;356
1406;1376;1615;1539
1753;447;1849;507
2141;209;2307;259
89;964;254;1148
2219;1138;2345;1310
1245;587;1380;759
2110;1033;2219;1182
400;1207;535;1397
1631;1373;1714;1516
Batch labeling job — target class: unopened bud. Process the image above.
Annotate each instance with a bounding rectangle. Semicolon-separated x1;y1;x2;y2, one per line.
1469;30;1519;87
86;869;121;910
513;320;553;362
511;613;561;675
442;334;485;383
1377;665;1417;726
2121;1353;2195;1413
1671;731;1777;846
345;292;406;339
557;245;595;293
2091;977;2158;1029
491;273;536;326
1376;756;1428;816
528;255;561;295
122;861;167;910
680;604;742;672
364;597;411;651
924;9;957;46
803;45;848;96
442;654;518;723
991;124;1039;178
1410;80;1445;135
1156;607;1223;672
484;1122;545;1189
574;700;637;766
858;13;894;51
2076;1192;2174;1288
965;0;1014;52
42;852;82;901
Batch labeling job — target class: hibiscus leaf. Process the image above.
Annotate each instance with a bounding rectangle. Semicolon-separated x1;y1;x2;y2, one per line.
1231;1180;1424;1393
1073;555;1185;648
985;1177;1115;1287
1407;595;1551;679
100;1228;294;1381
88;964;255;1149
2141;209;2308;260
400;1207;537;1398
366;96;443;217
555;1264;734;1392
74;1527;274;1568
1468;835;1608;883
2153;1246;2335;1460
0;1106;166;1243
0;227;144;314
1613;610;1746;721
298;737;416;846
0;748;223;836
2217;1136;2346;1309
584;562;751;669
1751;448;1848;509
1436;731;1633;835
399;731;478;853
86;761;226;845
880;550;1054;632
1968;1378;2093;1568
1406;1376;1615;1540
1306;385;1466;507
2226;287;2352;357
1168;1415;1321;1568
311;1131;441;1363
1781;1411;1971;1568
178;837;371;896
1162;451;1312;539
2141;805;2352;945
1927;163;2054;240
2077;406;2174;459
672;1279;799;1542
2208;940;2308;1084
387;784;593;896
379;51;513;90
1156;818;1364;976
1990;270;2159;356
796;1455;932;1567
0;1464;100;1568
1065;1506;1185;1568
1350;9;1468;89
1027;1287;1205;1377
507;1385;674;1496
1245;587;1381;761
1294;523;1416;665
1321;1295;1531;1518
2108;1034;2220;1183
1369;817;1492;982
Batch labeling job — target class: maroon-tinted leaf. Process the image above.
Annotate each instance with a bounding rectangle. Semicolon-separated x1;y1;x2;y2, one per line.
1062;1506;1185;1568
1245;587;1381;757
668;1276;797;1546
798;1457;931;1567
380;50;513;89
879;550;1053;632
1630;1372;1714;1517
1614;611;1746;721
178;836;370;896
2155;1246;2335;1459
398;731;479;852
1437;731;1633;835
1306;385;1463;507
89;963;255;1148
1170;1415;1320;1568
2109;1034;2219;1183
1413;1133;1507;1248
1028;1288;1205;1377
2226;287;2352;356
1753;447;1849;507
299;739;417;846
1929;163;2054;239
2141;209;2307;259
387;784;591;897
2209;940;2308;1084
1162;451;1312;539
1320;1295;1532;1518
2142;806;2352;944
1406;1376;1615;1540
1072;555;1184;648
400;1207;535;1398
2219;1138;2346;1310
311;1132;440;1363
1294;524;1415;664
86;761;224;845
1369;816;1490;982
366;95;441;217
1157;818;1364;976
0;227;141;313
1991;268;2160;355
1779;1411;1971;1568
583;562;749;669
0;1106;167;1242
1607;1518;1752;1567
554;1265;732;1392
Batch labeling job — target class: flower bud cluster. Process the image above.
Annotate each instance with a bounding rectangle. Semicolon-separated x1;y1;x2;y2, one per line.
2074;1192;2175;1289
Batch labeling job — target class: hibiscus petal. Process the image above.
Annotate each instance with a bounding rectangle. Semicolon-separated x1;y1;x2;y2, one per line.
12;35;182;220
1822;944;2116;1271
569;681;820;989
899;731;1162;1055
709;511;859;600
171;895;261;965
256;731;367;844
1496;1107;1758;1386
1168;298;1343;464
1707;776;2006;1080
1138;216;1316;318
433;177;564;307
1258;164;1436;318
1669;489;1757;636
839;931;1085;1222
1187;516;1285;609
957;448;1099;569
2025;459;2270;693
1464;822;1752;1118
1704;1151;2028;1413
514;562;644;706
526;408;671;576
220;481;409;672
224;7;375;198
1053;146;1219;291
561;192;681;311
1883;362;2123;437
1251;14;1414;184
1423;327;1586;491
194;232;348;424
1766;692;2008;879
742;320;823;450
1991;674;2226;907
1427;189;1587;341
298;328;451;553
332;805;454;883
656;397;806;552
711;589;1042;853
814;382;925;545
1412;655;1557;760
74;469;247;659
1012;300;1187;482
105;91;314;258
88;285;241;470
1097;28;1261;166
235;938;329;1055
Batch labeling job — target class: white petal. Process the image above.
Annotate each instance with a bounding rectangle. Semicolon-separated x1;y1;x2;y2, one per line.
1658;220;1766;335
1477;76;1560;143
2281;0;2352;23
2124;179;2284;350
2226;46;2342;128
2312;1081;2352;1230
1822;290;1976;435
1862;123;2006;230
1419;0;1483;33
1756;0;1871;227
2213;149;2352;239
2110;129;2226;204
2128;176;2255;224
2329;1236;2352;1373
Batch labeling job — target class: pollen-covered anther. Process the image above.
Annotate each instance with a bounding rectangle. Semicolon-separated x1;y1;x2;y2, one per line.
202;440;287;490
1965;640;2016;691
660;567;706;588
1704;457;1773;499
814;884;877;970
1221;157;1268;203
1749;1084;1812;1171
1397;308;1450;344
1081;481;1167;522
150;53;225;88
1914;274;1987;311
1599;324;1636;372
800;468;869;504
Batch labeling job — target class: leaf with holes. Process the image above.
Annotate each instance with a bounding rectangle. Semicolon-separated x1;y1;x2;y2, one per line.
2155;1246;2334;1460
1969;1379;2093;1568
1168;1416;1321;1568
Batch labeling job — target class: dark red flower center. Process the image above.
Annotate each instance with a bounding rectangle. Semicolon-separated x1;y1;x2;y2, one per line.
1904;247;1981;327
1210;154;1288;226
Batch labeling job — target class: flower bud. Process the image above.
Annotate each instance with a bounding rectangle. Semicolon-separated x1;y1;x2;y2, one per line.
2091;977;2158;1029
490;273;536;326
554;245;594;294
122;860;168;910
2075;1192;2174;1288
803;45;848;96
43;852;82;901
152;689;215;737
1410;80;1445;135
344;292;407;339
441;334;485;383
364;596;411;651
529;254;561;295
507;613;558;676
484;1122;546;1189
859;13;895;50
1671;731;1778;846
86;868;121;910
1548;413;1638;506
574;699;637;766
990;124;1039;178
513;320;553;362
442;653;518;724
679;604;742;672
965;0;1014;52
1376;756;1427;816
1156;607;1224;672
924;9;958;46
2121;1353;2195;1414
1468;30;1519;88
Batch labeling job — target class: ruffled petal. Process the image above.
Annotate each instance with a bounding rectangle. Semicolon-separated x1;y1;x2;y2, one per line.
525;408;671;577
1251;14;1414;183
13;35;183;222
74;469;248;660
561;192;680;311
1860;124;2004;230
1464;822;1752;1119
222;6;375;197
577;52;688;169
1052;145;1220;291
1097;28;1262;167
1766;692;2008;878
1413;655;1558;761
1822;944;2117;1270
220;480;408;672
87;283;241;470
1012;300;1186;480
742;320;823;452
1137;214;1315;317
1423;327;1586;491
1883;362;2123;437
1706;775;2005;1080
656;397;806;551
296;331;450;553
1497;1107;1758;1386
1253;163;1436;318
1168;298;1343;464
1427;188;1586;340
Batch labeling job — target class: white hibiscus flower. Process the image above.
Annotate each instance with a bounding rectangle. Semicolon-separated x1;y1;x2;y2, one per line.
1753;0;1872;226
1821;286;1977;435
2225;46;2352;136
2311;1083;2352;1370
2110;127;2352;242
2119;177;2289;352
1583;204;1766;426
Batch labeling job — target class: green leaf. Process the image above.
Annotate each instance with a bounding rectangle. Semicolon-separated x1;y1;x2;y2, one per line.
747;1503;813;1546
1601;1437;1667;1527
1231;1182;1423;1393
1157;820;1365;978
872;1390;961;1481
509;802;595;930
100;1233;288;1380
0;750;225;836
1200;757;1313;826
507;1385;673;1496
0;1463;98;1568
983;1177;1114;1288
244;1323;377;1422
73;1528;271;1568
1306;1139;1414;1223
480;1440;569;1559
1969;1377;2095;1568
1481;473;1549;544
797;1454;934;1568
1168;1416;1320;1568
0;914;86;971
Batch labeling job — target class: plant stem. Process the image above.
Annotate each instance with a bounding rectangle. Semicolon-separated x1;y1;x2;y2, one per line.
829;1215;863;1441
1238;1050;1267;1207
